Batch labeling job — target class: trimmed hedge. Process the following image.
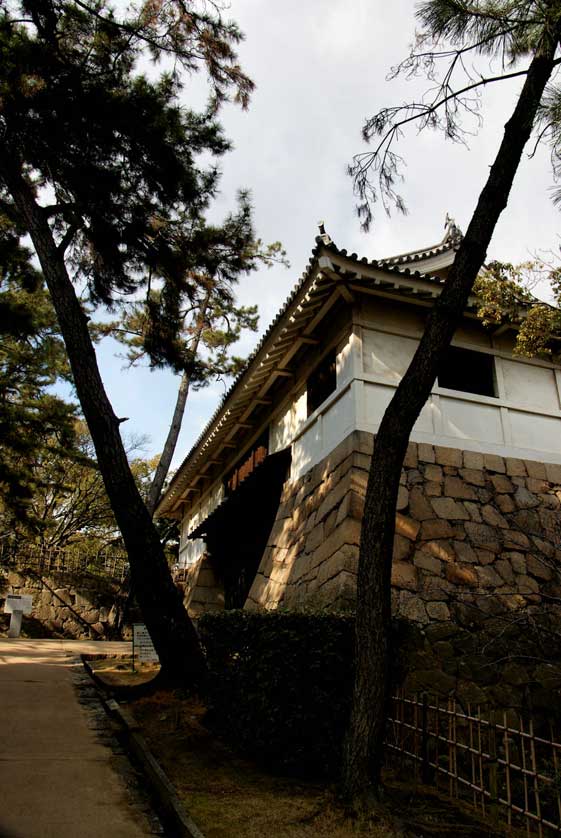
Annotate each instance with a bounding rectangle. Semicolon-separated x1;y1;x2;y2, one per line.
198;610;355;777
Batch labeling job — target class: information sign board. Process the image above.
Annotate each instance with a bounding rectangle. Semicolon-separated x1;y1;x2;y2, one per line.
4;594;33;615
132;623;159;664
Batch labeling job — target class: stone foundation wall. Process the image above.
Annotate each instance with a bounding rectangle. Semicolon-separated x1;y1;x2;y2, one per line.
0;569;130;639
396;610;561;715
245;431;561;619
175;556;224;617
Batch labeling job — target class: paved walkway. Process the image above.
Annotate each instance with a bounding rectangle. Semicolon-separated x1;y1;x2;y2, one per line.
0;639;159;838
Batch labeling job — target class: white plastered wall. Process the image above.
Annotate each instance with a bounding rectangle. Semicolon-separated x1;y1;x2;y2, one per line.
270;330;357;480
177;482;224;568
354;297;561;463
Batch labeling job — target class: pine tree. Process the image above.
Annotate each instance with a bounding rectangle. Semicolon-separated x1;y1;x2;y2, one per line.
0;0;258;683
342;0;561;809
0;212;76;528
97;199;287;515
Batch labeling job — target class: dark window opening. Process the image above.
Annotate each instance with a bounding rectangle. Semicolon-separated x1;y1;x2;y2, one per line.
307;350;337;416
438;346;496;398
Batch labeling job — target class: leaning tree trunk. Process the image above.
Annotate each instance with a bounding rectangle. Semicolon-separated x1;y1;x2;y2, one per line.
145;295;209;516
341;25;561;809
1;159;206;685
146;367;193;517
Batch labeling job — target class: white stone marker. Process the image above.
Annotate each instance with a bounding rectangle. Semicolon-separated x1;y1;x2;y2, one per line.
4;594;33;638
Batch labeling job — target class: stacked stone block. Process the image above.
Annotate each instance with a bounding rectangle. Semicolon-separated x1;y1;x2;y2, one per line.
245;432;367;611
245;431;561;619
176;556;224;615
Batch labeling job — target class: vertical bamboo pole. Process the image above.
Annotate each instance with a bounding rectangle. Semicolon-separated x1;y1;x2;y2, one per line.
414;694;419;786
529;715;543;838
520;716;531;838
422;693;430;784
478;706;486;816
488;712;499;824
435;696;441;789
503;711;512;828
550;721;561;829
469;703;477;809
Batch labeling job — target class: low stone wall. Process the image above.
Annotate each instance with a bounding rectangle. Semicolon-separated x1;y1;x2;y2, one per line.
245;430;561;619
0;568;130;639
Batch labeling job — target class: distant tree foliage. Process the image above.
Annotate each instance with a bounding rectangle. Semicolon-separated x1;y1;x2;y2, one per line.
98;224;287;514
474;259;561;357
4;421;159;553
0;212;76;525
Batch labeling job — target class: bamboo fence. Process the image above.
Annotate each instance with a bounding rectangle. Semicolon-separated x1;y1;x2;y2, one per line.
386;691;561;836
0;539;129;581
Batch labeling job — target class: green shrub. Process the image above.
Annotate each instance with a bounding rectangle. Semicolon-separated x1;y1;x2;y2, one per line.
198;610;355;777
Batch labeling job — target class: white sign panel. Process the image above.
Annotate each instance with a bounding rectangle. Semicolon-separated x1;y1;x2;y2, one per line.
132;623;159;663
4;595;33;615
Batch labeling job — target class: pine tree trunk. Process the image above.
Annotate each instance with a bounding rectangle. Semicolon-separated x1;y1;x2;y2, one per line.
146;368;193;517
341;26;561;808
146;294;210;516
1;160;206;685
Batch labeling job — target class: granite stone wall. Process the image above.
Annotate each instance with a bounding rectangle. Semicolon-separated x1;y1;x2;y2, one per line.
175;556;224;616
395;610;561;713
245;430;561;619
1;569;130;639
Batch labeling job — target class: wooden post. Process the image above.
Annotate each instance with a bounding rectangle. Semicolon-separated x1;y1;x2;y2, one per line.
488;714;499;823
421;693;431;784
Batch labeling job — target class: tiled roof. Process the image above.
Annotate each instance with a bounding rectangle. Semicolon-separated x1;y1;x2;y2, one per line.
155;225;462;517
377;220;463;267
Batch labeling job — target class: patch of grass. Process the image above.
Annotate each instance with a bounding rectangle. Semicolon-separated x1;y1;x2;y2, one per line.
87;656;160;687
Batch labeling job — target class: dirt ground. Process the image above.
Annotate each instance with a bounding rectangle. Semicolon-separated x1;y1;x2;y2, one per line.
87;660;513;837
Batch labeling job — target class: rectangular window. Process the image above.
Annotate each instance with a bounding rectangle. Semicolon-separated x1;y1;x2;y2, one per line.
224;430;269;496
438;346;496;398
307;350;337;416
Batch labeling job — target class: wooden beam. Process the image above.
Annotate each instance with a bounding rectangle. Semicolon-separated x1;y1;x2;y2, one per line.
302;289;340;336
338;285;355;303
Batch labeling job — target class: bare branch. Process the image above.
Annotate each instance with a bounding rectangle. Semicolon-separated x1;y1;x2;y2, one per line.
352;66;530;228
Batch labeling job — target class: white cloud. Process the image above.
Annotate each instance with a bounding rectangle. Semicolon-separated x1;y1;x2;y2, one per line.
97;0;561;465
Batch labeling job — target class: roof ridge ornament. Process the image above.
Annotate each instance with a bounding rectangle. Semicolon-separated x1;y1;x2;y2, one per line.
318;220;332;245
444;212;463;241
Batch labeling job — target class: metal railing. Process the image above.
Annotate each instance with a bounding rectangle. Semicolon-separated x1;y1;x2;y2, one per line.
0;540;129;582
386;691;561;836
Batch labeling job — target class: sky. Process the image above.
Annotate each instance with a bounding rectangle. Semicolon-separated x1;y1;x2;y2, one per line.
94;0;561;467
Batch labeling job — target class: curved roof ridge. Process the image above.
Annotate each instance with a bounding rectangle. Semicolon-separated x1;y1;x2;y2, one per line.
379;215;463;266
